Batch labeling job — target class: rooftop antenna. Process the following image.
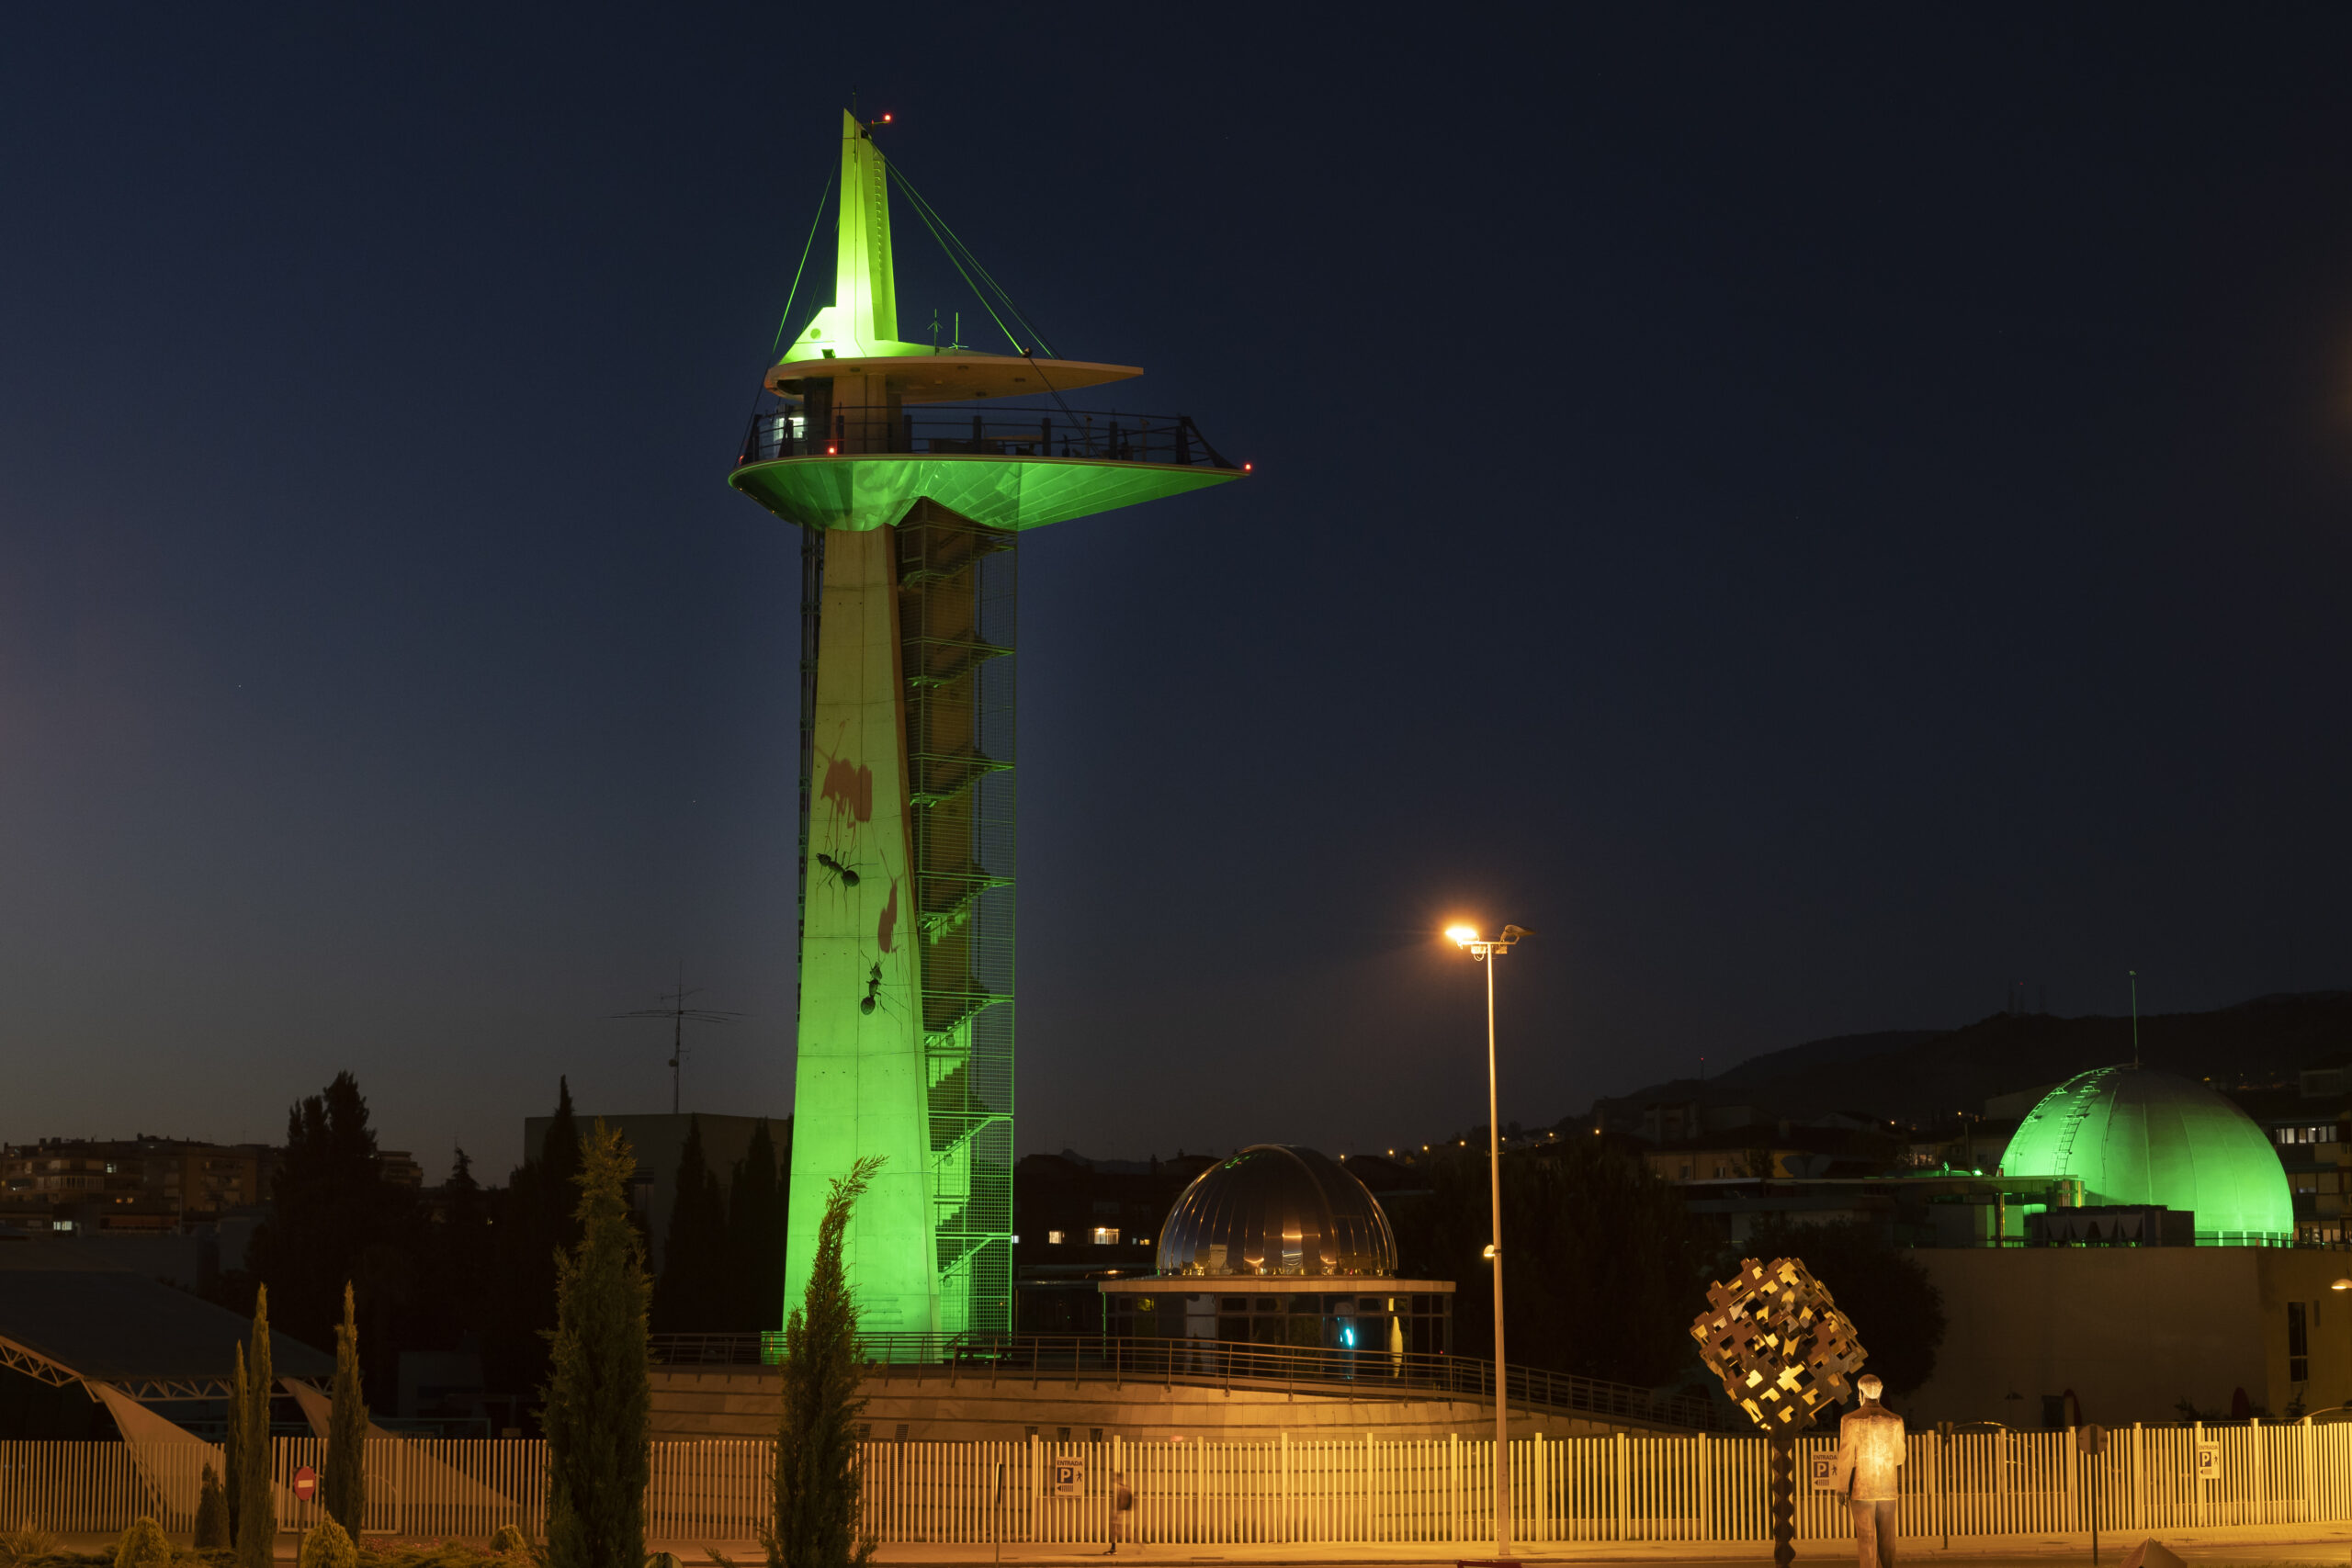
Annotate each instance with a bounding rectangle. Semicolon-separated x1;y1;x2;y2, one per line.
2129;969;2141;1069
610;967;744;1113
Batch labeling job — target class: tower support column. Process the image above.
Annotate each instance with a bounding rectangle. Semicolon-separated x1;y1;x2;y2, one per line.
784;523;938;1337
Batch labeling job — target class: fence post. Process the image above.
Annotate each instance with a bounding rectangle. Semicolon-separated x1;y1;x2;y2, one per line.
2248;1416;2261;1528
2066;1426;2078;1536
1616;1430;1630;1543
1278;1433;1288;1545
2193;1421;2203;1529
1449;1431;1460;1545
2302;1417;2316;1525
1534;1431;1548;1545
1697;1431;1711;1545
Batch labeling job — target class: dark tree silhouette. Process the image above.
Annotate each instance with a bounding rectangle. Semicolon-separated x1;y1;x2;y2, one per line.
726;1117;789;1333
1392;1141;1709;1388
1724;1218;1947;1402
652;1115;729;1332
246;1071;415;1395
481;1079;584;1415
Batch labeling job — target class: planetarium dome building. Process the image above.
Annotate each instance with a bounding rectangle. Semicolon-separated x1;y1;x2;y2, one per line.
2000;1065;2293;1245
1099;1145;1454;1354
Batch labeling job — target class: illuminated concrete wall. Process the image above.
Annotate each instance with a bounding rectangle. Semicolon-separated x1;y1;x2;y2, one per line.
785;525;938;1336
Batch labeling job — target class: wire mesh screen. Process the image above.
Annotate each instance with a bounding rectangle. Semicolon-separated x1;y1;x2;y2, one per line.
896;500;1016;1337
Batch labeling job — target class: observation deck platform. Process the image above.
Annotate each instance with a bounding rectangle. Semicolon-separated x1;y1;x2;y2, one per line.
729;405;1245;533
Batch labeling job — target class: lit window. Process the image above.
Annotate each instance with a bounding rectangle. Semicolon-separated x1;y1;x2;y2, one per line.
1046;1230;1065;1245
1091;1226;1120;1246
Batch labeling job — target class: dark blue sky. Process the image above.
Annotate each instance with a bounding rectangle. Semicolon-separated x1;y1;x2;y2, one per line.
5;7;2348;1176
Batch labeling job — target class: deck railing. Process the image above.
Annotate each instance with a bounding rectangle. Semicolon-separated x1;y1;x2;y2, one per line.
735;406;1237;468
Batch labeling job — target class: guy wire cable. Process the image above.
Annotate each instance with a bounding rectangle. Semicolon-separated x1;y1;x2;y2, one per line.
740;173;836;445
770;173;837;359
885;160;1058;358
884;164;1025;355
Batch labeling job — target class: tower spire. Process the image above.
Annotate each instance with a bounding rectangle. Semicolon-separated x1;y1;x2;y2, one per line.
786;111;929;363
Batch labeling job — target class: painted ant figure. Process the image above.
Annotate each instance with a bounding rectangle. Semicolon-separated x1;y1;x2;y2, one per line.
860;962;883;1015
816;852;860;889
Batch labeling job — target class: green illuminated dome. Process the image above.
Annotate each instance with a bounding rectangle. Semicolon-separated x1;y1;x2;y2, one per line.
2000;1065;2292;1244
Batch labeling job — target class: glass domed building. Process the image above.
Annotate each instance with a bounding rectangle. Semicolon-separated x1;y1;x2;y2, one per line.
2000;1065;2293;1245
1099;1145;1454;1353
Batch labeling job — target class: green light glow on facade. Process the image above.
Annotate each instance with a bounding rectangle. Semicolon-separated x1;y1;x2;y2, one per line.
786;112;935;362
2000;1065;2294;1244
734;111;1241;1343
730;452;1238;535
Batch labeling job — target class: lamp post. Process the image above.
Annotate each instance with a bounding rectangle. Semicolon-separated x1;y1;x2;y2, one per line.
1447;921;1531;1563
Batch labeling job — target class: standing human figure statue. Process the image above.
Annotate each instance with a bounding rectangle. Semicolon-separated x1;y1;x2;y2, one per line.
1830;1372;1905;1568
1105;1471;1133;1555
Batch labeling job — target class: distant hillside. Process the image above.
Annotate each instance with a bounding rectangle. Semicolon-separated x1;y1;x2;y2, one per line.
1710;1030;1944;1088
1581;992;2352;1125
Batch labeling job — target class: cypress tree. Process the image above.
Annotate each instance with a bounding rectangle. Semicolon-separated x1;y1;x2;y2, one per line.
542;1077;584;1253
236;1286;276;1568
726;1120;786;1334
765;1155;881;1568
544;1122;651;1568
652;1116;727;1332
322;1280;368;1533
223;1343;246;1541
194;1462;231;1548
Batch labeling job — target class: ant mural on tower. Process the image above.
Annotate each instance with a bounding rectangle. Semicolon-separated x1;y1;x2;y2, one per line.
810;722;910;1026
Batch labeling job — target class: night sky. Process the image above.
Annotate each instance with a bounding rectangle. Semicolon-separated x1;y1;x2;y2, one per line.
6;8;2350;1178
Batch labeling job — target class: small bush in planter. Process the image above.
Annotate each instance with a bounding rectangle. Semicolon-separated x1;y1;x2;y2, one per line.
299;1519;358;1568
113;1518;171;1568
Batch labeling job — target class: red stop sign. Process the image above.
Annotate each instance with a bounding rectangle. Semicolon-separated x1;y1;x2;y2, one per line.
293;1467;318;1501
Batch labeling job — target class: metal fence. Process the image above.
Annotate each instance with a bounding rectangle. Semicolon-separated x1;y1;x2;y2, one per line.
6;1423;2349;1546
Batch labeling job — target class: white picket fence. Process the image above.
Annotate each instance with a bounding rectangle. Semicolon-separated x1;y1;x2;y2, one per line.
6;1423;2350;1546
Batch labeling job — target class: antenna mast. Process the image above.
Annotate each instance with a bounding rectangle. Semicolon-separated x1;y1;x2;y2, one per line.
610;970;744;1113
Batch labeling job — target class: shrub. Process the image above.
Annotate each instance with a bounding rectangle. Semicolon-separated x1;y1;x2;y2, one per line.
195;1462;232;1548
113;1517;171;1568
0;1524;61;1568
488;1529;529;1557
299;1520;357;1568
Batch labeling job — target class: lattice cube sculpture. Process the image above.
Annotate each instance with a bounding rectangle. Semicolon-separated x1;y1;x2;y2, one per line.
1690;1255;1870;1431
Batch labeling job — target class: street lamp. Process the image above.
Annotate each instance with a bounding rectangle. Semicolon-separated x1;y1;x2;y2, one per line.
1448;920;1532;1562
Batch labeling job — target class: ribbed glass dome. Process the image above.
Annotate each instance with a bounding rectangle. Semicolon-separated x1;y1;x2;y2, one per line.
1155;1145;1398;1277
2001;1065;2293;1243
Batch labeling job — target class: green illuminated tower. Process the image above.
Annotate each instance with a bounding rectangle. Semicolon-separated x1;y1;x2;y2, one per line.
729;112;1243;1341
